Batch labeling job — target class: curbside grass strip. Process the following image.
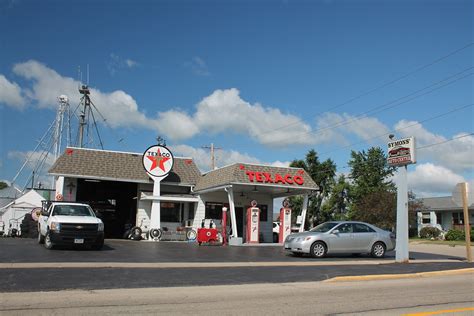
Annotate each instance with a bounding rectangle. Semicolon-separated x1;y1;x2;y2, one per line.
324;268;474;282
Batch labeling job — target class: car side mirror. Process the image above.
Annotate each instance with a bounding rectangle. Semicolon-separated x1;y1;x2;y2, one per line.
331;229;340;234
41;210;49;217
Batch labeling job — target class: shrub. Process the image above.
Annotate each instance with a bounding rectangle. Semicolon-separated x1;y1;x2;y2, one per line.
445;229;464;241
419;226;441;239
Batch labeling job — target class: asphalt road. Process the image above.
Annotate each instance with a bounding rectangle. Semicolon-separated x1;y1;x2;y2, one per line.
1;274;473;315
0;238;472;292
0;238;468;263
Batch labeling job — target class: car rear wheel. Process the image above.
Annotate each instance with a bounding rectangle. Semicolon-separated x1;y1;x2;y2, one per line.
310;241;327;258
371;241;386;258
44;232;54;249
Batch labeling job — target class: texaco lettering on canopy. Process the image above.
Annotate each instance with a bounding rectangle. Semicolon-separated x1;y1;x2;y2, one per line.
245;170;304;185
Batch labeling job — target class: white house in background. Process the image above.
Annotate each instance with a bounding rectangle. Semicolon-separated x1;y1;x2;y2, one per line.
417;196;474;233
0;189;45;236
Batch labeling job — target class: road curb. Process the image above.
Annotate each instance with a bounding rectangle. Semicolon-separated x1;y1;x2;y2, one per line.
323;267;474;282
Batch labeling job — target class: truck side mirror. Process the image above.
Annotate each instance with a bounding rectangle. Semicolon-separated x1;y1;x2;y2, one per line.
41;210;49;217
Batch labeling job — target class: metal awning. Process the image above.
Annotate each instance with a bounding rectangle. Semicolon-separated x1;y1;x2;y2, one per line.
140;192;199;203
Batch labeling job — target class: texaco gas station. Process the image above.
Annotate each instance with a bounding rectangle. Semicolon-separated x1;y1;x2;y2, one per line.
49;146;319;244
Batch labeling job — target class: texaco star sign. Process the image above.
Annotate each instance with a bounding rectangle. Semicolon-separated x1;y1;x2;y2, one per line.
142;145;174;178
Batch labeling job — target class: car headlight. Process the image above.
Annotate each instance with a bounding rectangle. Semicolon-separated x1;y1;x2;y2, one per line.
98;222;104;232
50;222;61;232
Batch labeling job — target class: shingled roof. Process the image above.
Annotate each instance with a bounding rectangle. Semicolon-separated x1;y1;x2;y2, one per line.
194;163;318;192
49;147;201;185
420;196;474;211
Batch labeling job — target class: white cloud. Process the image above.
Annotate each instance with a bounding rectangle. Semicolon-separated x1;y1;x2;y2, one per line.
159;88;314;145
107;54;139;76
0;74;25;108
12;60;153;128
315;112;390;145
395;120;474;173
398;163;465;196
184;56;210;76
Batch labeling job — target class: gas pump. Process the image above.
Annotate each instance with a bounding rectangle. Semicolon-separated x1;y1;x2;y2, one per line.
246;200;260;244
279;198;292;243
222;206;228;245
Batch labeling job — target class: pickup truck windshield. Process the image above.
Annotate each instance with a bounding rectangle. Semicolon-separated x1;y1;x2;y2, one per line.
52;205;94;217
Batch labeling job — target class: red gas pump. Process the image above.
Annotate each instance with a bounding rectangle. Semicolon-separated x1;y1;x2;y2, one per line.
246;200;260;244
221;207;228;245
279;198;292;243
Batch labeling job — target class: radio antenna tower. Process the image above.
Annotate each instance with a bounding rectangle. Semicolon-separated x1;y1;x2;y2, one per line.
76;70;105;149
11;95;73;191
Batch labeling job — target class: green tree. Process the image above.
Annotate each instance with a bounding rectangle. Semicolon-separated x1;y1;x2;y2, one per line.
408;191;425;237
0;181;8;190
352;190;396;230
290;149;336;228
320;175;351;221
348;147;396;227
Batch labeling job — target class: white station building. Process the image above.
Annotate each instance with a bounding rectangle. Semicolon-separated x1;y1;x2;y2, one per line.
49;147;318;243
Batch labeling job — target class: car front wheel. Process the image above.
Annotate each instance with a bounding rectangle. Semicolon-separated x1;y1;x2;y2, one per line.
310;241;327;258
371;241;386;258
44;232;54;249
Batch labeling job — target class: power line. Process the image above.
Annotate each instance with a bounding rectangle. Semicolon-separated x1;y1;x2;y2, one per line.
288;131;474;180
318;103;474;157
257;42;474;137
263;67;473;146
417;132;474;150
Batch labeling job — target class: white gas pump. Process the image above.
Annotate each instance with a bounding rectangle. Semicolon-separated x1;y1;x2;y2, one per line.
279;198;292;243
246;200;260;244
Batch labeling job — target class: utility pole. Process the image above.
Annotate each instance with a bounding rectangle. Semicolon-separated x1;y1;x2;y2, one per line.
202;143;222;170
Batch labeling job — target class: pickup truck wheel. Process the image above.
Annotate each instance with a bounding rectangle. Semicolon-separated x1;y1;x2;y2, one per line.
44;232;54;249
37;231;45;244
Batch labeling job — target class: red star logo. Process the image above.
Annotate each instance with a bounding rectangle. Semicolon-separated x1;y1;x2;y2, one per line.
147;149;170;172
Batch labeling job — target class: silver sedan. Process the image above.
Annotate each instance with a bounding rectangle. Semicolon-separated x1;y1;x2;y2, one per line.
284;221;396;258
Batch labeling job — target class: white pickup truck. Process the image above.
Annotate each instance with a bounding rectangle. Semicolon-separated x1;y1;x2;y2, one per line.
38;201;104;250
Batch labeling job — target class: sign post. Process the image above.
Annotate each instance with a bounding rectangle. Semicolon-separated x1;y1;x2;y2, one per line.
452;182;473;263
388;136;416;263
142;144;174;240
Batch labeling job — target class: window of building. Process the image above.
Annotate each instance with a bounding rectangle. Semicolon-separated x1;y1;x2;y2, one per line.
453;212;464;225
422;213;431;224
435;212;443;225
259;205;268;222
205;202;223;219
161;202;181;222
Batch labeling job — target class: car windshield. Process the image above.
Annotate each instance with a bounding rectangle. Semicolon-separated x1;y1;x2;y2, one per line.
52;205;94;217
309;222;338;233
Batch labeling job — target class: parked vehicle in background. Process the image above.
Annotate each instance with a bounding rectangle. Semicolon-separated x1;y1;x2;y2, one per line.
273;221;280;243
284;221;395;258
38;201;104;250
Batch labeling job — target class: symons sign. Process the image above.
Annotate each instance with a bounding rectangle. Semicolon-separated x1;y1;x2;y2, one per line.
387;137;416;167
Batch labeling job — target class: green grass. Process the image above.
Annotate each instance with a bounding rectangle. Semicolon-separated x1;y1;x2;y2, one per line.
409;238;474;246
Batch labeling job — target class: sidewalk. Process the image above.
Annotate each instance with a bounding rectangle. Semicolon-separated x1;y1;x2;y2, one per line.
409;241;472;260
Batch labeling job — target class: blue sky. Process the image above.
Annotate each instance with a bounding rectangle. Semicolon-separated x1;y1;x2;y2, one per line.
0;0;472;196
